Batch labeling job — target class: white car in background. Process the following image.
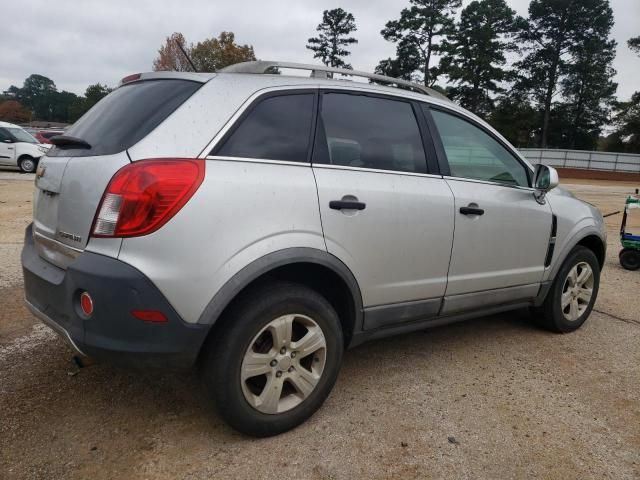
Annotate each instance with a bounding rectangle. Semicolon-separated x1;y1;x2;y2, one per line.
0;121;50;173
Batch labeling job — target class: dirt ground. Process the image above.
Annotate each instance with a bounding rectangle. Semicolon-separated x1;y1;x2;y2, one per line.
1;171;639;480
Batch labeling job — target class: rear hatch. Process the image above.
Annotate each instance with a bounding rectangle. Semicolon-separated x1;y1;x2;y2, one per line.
32;78;202;268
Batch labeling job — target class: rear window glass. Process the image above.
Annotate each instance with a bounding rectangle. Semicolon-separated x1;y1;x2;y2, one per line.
48;79;200;157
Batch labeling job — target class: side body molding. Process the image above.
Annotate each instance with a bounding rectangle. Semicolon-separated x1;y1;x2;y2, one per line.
197;247;364;330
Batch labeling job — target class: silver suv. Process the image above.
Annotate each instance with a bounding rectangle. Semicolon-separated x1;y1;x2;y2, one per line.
22;61;606;436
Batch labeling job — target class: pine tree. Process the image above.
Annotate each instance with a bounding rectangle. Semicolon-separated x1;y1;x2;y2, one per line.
306;8;358;69
440;0;524;117
379;0;462;86
516;0;616;148
561;36;617;149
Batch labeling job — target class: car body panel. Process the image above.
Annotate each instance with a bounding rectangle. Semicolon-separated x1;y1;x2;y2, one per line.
544;191;607;281
32;152;130;268
117;158;325;324
444;178;553;296
313;165;455;307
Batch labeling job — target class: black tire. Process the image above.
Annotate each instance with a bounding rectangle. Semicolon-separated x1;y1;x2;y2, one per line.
200;281;343;437
18;156;37;173
619;248;640;270
534;246;600;333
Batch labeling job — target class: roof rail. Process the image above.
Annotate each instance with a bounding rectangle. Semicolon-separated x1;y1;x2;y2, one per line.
220;61;450;102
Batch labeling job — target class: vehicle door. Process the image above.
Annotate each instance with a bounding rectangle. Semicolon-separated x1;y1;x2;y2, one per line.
425;106;553;314
0;128;16;166
312;91;455;329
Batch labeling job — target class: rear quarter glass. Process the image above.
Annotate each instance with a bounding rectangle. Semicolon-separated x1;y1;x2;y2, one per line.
47;80;201;158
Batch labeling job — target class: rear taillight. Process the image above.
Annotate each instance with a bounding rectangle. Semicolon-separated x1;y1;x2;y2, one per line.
92;159;205;238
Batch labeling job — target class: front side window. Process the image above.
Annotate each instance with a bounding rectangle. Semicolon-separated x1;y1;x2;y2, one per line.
429;108;529;187
316;93;427;174
0;128;11;142
214;93;314;162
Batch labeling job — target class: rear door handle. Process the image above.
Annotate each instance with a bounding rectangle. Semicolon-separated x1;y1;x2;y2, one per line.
329;200;366;211
459;206;484;216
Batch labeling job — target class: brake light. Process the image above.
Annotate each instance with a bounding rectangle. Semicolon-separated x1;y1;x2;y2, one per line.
92;159;205;238
121;73;141;84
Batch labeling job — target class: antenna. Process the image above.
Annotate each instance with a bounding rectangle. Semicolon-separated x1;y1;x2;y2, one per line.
175;39;198;73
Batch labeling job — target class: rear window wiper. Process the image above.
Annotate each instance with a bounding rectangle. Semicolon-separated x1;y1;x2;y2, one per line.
50;135;92;149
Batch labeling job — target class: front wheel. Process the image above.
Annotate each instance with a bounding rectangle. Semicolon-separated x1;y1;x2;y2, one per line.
534;246;600;333
18;156;37;173
200;282;344;437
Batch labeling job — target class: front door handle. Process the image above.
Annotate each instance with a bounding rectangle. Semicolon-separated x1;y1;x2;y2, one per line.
460;206;484;216
329;200;366;211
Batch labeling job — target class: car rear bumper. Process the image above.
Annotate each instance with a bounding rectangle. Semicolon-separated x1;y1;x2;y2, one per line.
21;224;209;369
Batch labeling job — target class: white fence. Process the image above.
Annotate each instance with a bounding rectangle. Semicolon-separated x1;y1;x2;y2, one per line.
520;148;640;173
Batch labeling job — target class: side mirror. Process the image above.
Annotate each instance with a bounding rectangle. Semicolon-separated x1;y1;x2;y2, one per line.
533;164;559;204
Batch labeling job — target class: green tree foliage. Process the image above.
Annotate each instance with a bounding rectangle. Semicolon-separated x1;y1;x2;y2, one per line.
560;36;617;149
191;32;256;71
603;37;640;153
306;8;358;69
605;93;640;153
374;43;421;81
440;0;524;117
153;31;256;72
68;84;112;122
488;95;540;147
515;0;616;148
5;76;111;123
8;74;58;120
380;0;462;86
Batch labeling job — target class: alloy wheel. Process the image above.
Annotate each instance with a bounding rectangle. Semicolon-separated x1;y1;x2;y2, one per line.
561;261;594;321
241;314;327;414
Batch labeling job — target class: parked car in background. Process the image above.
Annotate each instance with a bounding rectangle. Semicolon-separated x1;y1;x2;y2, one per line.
22;62;607;436
34;130;65;144
0;122;50;172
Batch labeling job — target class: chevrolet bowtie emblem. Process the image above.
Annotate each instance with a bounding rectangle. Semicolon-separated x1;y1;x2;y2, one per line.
36;164;46;179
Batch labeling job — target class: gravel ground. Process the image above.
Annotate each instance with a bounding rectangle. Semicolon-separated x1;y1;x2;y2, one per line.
1;170;639;479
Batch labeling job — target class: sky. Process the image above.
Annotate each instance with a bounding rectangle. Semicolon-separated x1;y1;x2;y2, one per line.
1;0;638;100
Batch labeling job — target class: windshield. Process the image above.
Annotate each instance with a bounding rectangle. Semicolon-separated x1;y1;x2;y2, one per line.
8;128;38;144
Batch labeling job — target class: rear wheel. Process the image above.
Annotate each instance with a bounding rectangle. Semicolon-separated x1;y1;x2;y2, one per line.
619;248;640;270
200;282;343;437
534;246;600;333
18;156;37;173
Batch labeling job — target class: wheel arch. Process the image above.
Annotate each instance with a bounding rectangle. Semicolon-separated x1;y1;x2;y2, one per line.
549;228;606;283
18;153;37;162
576;234;605;269
197;248;364;349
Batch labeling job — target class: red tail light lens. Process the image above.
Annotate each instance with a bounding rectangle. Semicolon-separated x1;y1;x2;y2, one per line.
92;159;205;238
80;291;94;317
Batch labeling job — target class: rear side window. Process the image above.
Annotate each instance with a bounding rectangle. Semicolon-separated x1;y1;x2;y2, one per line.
429;108;529;187
315;93;427;174
48;80;200;157
214;93;314;162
